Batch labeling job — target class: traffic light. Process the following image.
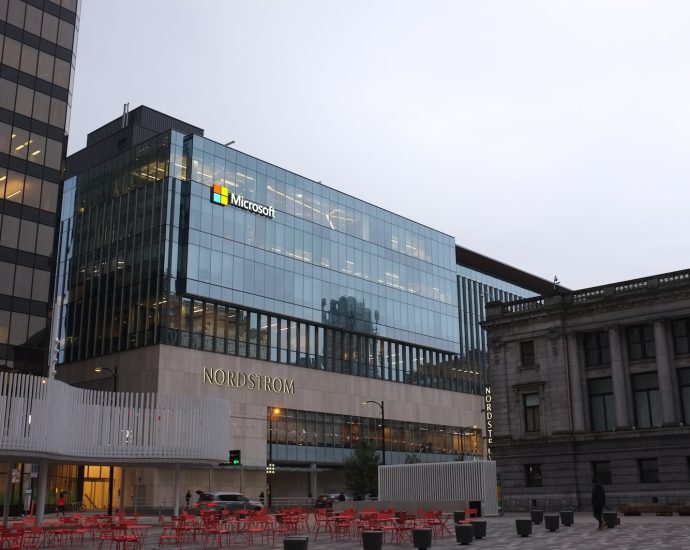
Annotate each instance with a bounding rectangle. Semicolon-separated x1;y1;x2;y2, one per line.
229;450;241;465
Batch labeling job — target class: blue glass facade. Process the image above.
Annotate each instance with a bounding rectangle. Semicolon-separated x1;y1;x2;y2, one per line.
179;133;458;351
457;264;539;384
57;126;480;395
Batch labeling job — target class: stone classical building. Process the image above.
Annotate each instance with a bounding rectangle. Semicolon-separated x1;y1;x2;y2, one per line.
483;270;690;508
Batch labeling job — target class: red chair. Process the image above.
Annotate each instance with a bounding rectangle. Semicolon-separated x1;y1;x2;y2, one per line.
394;513;416;544
158;524;181;550
0;532;22;550
21;527;43;550
246;517;270;546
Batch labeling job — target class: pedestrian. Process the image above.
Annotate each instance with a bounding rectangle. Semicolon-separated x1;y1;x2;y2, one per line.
185;490;191;509
56;493;65;515
337;491;346;502
259;491;265;506
592;478;606;530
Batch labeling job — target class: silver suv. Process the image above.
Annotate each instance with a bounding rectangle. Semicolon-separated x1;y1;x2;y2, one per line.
193;492;263;514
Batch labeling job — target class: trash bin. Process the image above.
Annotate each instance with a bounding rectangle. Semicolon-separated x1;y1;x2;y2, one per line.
412;528;433;550
361;531;382;550
283;536;308;550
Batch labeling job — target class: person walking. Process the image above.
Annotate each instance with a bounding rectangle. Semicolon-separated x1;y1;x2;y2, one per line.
185;490;192;509
592;479;606;529
56;493;66;515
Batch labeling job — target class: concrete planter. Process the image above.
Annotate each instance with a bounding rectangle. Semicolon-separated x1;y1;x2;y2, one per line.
516;519;532;537
603;511;618;528
412;528;433;550
453;510;466;523
530;509;543;524
470;520;486;539
283;536;309;550
362;531;382;550
454;524;474;545
559;510;574;526
544;514;559;532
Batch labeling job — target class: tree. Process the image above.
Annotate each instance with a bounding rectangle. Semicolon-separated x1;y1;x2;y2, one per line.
344;439;379;499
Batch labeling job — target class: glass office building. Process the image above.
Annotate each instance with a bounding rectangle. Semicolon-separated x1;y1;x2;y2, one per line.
0;0;79;375
55;107;551;505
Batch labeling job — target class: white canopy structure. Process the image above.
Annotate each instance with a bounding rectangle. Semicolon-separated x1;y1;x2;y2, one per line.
0;373;230;523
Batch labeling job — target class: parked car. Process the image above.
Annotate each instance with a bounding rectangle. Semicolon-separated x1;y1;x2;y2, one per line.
315;492;351;508
191;491;263;514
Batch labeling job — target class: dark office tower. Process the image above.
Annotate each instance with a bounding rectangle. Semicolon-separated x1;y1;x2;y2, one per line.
0;0;80;374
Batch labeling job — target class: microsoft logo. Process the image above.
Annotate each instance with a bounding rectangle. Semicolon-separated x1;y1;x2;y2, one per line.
210;183;276;220
212;183;229;205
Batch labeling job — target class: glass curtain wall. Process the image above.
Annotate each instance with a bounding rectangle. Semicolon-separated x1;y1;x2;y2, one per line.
0;0;80;374
456;266;538;384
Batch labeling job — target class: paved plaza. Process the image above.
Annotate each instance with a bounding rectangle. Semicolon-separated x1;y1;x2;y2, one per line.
11;512;690;550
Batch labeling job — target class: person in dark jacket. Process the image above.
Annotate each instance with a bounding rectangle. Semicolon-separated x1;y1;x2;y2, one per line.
592;479;606;529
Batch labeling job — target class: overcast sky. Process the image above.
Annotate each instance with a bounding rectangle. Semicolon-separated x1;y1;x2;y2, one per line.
68;1;690;290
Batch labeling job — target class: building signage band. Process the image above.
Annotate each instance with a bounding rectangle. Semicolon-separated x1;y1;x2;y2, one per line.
485;385;493;460
203;367;294;394
211;184;275;219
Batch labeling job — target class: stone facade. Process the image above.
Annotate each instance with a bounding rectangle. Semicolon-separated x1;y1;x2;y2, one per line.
482;270;690;508
58;343;485;507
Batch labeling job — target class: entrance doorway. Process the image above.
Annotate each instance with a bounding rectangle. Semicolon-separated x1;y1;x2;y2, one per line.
82;466;119;511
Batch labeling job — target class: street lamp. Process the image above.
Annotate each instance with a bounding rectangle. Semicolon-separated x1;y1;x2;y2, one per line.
363;400;385;465
267;407;281;510
94;367;118;515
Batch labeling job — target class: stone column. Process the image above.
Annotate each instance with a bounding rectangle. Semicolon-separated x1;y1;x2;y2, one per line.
567;334;585;431
173;464;181;516
654;320;676;425
3;462;12;527
36;460;48;525
119;466;126;513
608;327;630;428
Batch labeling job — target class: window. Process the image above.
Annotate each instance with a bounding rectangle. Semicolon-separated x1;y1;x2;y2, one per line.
632;373;662;428
584;331;610;367
592;461;612;485
588;378;616;431
626;324;655;360
525;464;542;487
520;341;536;367
672;319;689;355
524;393;540;433
638;458;659;483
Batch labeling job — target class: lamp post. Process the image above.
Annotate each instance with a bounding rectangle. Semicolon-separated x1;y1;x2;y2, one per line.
363;400;385;465
94;367;117;515
267;407;280;510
